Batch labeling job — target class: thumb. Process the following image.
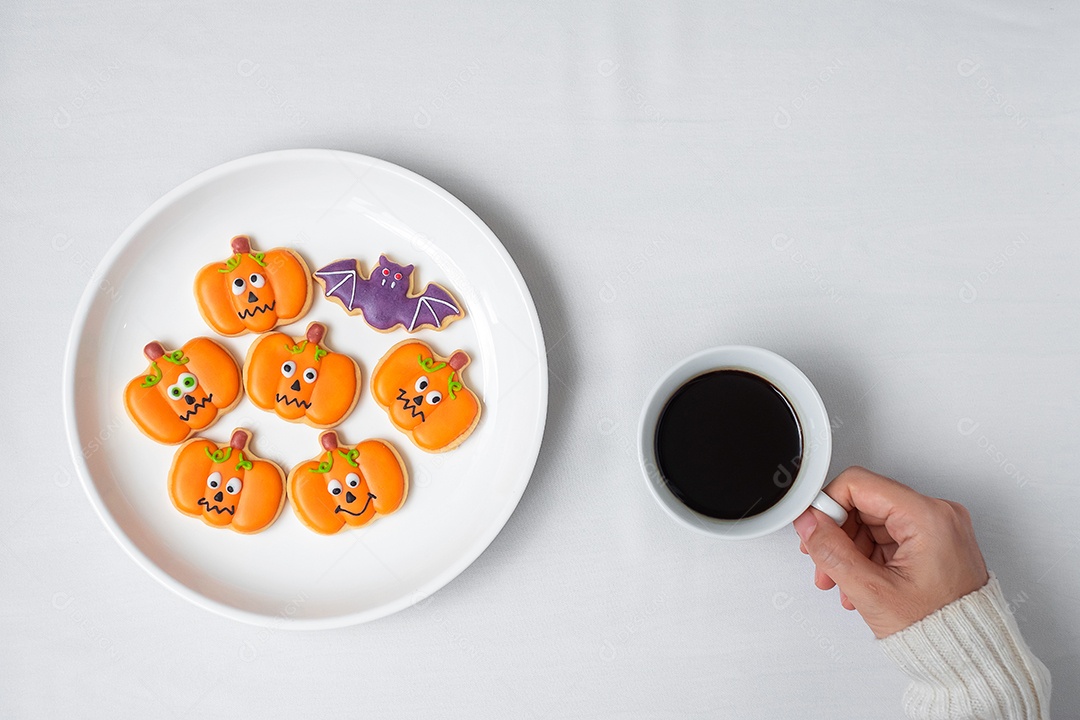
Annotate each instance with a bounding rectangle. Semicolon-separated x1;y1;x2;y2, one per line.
793;508;889;603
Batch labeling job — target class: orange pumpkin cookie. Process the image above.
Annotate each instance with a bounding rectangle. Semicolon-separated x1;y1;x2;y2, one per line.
124;339;242;444
287;431;408;534
168;429;286;533
244;321;361;428
371;340;481;453
194;235;312;336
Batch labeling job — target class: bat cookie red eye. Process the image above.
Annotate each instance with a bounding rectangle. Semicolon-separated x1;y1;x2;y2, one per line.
382;269;390;276
394;273;402;280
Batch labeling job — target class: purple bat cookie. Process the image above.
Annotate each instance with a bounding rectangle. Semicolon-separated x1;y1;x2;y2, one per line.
314;255;465;333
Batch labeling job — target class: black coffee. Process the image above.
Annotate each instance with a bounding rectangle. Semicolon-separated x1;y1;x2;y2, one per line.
654;370;802;520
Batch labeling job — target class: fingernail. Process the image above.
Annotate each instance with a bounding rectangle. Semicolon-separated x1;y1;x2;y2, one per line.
793;511;817;543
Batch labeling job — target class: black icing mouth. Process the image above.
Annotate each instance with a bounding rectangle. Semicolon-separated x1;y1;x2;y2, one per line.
275;393;311;409
199;497;235;515
335;493;375;516
179;394;213;421
395;388;426;423
238;301;275;320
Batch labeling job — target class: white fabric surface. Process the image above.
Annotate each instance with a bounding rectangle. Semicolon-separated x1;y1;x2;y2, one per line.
2;1;1077;717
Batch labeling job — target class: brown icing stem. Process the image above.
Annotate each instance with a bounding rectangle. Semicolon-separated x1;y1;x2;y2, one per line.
144;341;166;361
231;235;252;254
230;429;250;450
448;351;469;371
306;322;326;345
320;431;339;452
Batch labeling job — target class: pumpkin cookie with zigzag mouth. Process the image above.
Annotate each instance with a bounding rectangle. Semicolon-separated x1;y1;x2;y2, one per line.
243;321;361;429
124;338;242;444
194;234;312;336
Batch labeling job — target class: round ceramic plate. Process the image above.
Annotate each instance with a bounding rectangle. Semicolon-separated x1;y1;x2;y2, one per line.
63;150;547;628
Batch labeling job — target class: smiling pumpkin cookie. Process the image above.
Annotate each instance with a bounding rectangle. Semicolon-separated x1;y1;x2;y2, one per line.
287;431;408;534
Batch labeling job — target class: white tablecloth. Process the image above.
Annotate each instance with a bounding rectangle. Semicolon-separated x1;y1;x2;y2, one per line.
2;1;1077;717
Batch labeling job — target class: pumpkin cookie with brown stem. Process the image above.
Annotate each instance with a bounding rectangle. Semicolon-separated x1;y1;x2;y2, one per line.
124;338;242;444
194;235;312;336
244;322;361;429
371;340;481;453
287;431;408;535
168;428;286;534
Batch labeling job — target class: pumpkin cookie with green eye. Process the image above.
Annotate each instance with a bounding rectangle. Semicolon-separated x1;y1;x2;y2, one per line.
194;235;313;336
124;338;243;444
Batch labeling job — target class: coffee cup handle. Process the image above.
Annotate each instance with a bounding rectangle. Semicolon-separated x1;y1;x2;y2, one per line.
811;491;848;526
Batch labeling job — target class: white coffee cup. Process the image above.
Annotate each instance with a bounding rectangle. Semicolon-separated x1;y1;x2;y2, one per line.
638;346;847;539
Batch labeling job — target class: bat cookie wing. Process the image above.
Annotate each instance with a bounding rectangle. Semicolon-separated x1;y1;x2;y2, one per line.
409;283;464;331
314;259;362;313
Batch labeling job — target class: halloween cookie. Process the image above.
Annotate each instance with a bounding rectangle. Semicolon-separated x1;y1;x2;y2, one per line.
124;339;242;444
371;340;481;453
287;431;408;534
194;235;313;336
244;321;361;429
168;429;286;533
314;254;464;333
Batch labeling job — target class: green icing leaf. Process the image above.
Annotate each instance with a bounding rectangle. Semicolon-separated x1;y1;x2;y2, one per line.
447;371;464;400
218;254;243;273
163;350;188;365
286;340;308;354
313;347;328;361
337;448;359;467
204;446;233;464
418;355;447;373
140;361;162;388
234;451;253;471
309;451;333;473
247;252;267;267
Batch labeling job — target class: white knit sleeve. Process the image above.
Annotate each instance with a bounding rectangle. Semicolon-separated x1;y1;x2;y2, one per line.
878;573;1052;720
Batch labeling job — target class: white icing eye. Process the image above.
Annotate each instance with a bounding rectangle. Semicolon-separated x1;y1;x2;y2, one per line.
382;268;390;276
167;383;183;400
327;479;343;496
231;277;246;295
415;376;429;392
281;361;296;378
426;390;443;405
345;472;360;488
248;273;265;288
178;372;197;391
206;471;222;489
226;477;242;494
302;368;318;384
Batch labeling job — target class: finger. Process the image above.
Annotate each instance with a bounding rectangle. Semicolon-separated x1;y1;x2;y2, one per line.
823;467;935;543
815;566;836;590
793;507;892;608
799;541;808;555
867;524;896;546
840;591;856;611
870;542;899;565
852;523;876;560
842;511;861;540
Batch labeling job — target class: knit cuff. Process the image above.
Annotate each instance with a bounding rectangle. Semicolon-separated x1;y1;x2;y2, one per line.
878;573;1052;720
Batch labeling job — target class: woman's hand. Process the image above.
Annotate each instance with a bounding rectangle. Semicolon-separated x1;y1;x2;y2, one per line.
793;466;990;638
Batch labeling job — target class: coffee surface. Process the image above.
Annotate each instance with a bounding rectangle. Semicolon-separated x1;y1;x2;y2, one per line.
655;370;802;520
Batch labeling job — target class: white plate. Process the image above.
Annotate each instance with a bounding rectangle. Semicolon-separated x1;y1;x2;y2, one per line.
63;150;547;628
